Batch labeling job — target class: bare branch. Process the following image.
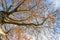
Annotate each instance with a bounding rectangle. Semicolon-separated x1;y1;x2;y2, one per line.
4;0;7;11
6;5;36;21
1;0;5;10
7;0;36;12
7;5;13;11
9;0;26;14
4;17;48;26
4;21;39;26
16;4;36;12
7;0;16;11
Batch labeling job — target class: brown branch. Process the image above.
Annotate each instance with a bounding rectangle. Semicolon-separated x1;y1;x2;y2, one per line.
7;0;16;11
5;16;26;22
9;0;36;14
9;0;26;14
6;5;36;22
4;17;48;26
1;0;5;10
3;17;48;34
16;4;36;12
4;21;39;26
7;5;13;11
4;0;7;11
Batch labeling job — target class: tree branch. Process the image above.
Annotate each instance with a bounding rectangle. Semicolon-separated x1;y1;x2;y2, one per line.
4;17;48;26
6;5;36;22
15;4;36;12
9;0;26;14
1;0;5;11
7;5;13;11
7;0;16;11
4;0;7;11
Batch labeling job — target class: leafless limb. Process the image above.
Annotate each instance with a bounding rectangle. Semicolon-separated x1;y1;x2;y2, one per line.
16;4;36;12
7;5;13;11
6;5;36;22
4;17;48;26
7;0;16;11
4;0;8;11
1;0;5;10
9;0;26;14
